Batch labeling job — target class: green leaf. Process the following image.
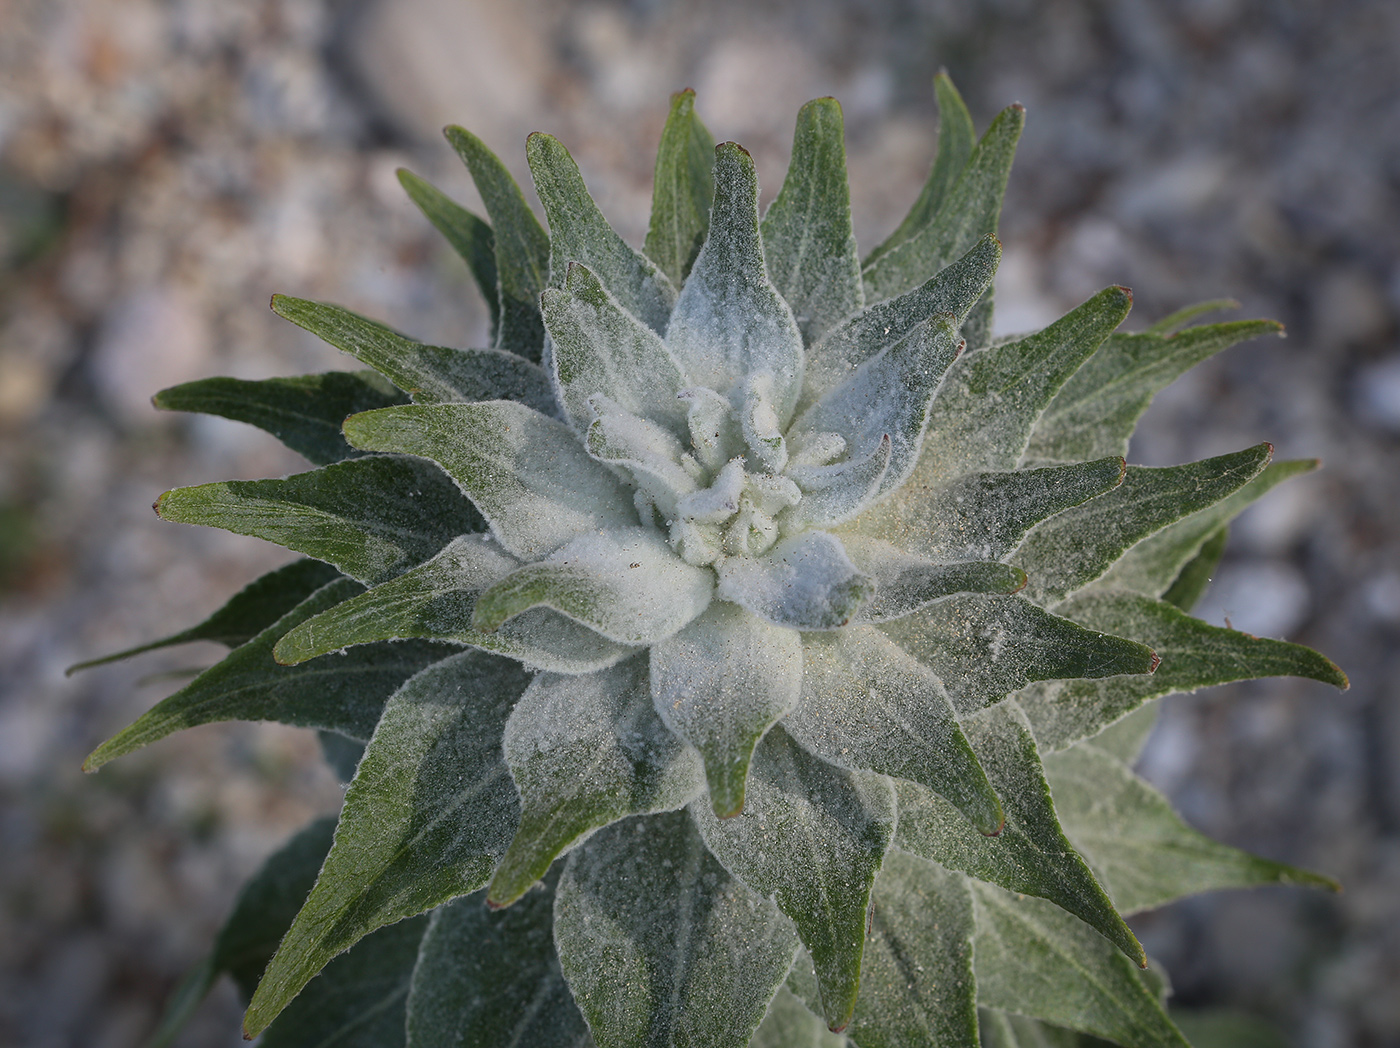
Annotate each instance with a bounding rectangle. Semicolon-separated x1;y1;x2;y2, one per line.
154;371;407;465
1169;1009;1290;1048
1094;460;1315;599
978;1008;1114;1047
1085;701;1160;765
273;535;639;675
789;314;962;497
271;296;555;411
841;537;1029;624
1045;743;1337;914
693;727;897;1032
68;558;340;673
1145;298;1240;335
143;817;336;1047
1161;524;1228;612
804;234;998;408
895;702;1143;966
156;455;481;584
785;626;1003;834
244;650;528;1038
554;810;800;1048
846;457;1125;566
841;850;979;1048
761;97;864;344
864;72;976;268
397;168;501;339
1018;592;1348;752
528;132;676;333
785;436;893;530
474;527;713;645
716;532;875;631
487;655;705;907
751;989;849;1048
880;594;1157;715
1030;587;1344;749
651;601;802;817
915;286;1133;484
645;89;715;285
1013;443;1274;605
84;579;456;770
1025;319;1282;464
541;262;691;433
862;103;1023;303
407;875;592;1048
343;402;635;561
259;915;429;1048
445;126;551;361
970;882;1190;1048
666;142;805;424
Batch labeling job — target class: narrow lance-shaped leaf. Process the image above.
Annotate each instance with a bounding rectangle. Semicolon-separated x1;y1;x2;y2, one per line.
645;89;715;285
343;401;635;561
474;527;713;645
154;371;407;465
244;651;528;1039
862;103;1024;303
528;132;676;333
1012;443;1274;605
445;126;551;361
915;285;1133;485
259;916;429;1048
971;881;1190;1048
271;296;554;412
841;536;1027;624
155;454;482;584
895;701;1144;965
141;817;337;1048
1017;592;1348;752
864;72;976;267
751;988;849;1048
1025;318;1283;464
542;261;691;433
694;727;898;1032
650;601;802;817
273;535;639;676
397;167;501;338
84;579;458;770
554;811;800;1048
487;655;705;907
880;594;1157;716
788;314;963;498
785;435;892;531
1145;298;1240;335
786;626;1003;834
803;234;999;408
845;456;1125;566
832;851;979;1048
407;875;591;1048
717;532;875;631
1045;743;1338;914
68;558;340;674
1161;524;1229;612
1094;459;1315;598
666;142;805;423
761;97;864;344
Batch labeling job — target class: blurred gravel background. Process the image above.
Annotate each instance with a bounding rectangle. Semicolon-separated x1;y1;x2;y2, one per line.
1;1;1396;1045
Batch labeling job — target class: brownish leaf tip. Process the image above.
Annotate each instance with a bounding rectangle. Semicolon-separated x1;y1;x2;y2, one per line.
980;814;1008;838
1147;652;1162;674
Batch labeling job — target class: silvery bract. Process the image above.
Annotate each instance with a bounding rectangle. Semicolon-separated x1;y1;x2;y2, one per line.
82;79;1346;1048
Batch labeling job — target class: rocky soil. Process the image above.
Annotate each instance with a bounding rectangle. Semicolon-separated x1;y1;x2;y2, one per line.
1;1;1396;1045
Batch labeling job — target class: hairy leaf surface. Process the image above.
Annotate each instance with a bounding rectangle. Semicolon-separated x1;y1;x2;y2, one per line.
555;811;800;1048
645;89;715;285
397;168;501;337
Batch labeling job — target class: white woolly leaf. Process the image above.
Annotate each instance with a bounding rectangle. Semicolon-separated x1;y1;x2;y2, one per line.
343;401;636;560
488;655;705;906
716;532;875;631
839;535;1027;623
785;435;892;530
554;811;800;1048
666;143;805;423
693;727;897;1032
473;527;713;645
650;602;802;817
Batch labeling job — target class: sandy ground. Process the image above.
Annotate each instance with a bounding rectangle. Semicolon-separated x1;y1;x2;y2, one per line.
1;1;1397;1045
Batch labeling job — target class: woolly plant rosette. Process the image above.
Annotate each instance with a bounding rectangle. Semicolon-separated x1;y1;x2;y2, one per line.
79;79;1347;1048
